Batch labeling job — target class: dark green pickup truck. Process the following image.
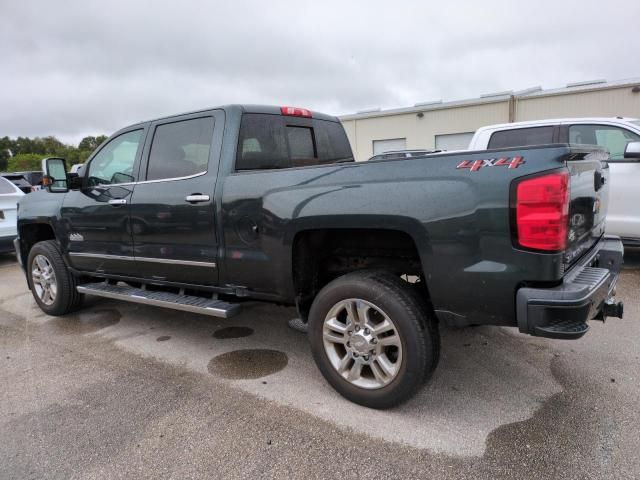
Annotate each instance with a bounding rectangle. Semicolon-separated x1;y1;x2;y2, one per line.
15;105;624;408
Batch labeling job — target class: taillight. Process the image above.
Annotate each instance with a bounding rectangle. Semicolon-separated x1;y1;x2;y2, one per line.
280;106;312;118
515;171;569;251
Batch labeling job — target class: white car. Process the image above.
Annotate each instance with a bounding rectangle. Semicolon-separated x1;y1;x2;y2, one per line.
0;176;24;254
468;117;640;245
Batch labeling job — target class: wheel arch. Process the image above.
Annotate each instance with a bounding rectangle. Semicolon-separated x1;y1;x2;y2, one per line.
290;223;432;320
18;222;58;273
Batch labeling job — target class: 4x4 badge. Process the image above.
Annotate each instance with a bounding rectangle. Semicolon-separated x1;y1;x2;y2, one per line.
456;156;525;172
69;233;84;242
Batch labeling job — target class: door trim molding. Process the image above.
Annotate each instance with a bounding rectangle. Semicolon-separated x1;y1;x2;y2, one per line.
68;252;217;268
99;170;207;187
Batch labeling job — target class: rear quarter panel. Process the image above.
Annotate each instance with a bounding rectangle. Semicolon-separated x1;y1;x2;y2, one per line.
220;145;575;325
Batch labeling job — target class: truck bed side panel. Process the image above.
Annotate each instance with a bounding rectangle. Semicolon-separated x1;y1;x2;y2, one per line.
220;145;577;326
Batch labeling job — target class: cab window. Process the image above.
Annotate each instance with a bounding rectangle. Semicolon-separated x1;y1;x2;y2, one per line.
287;126;315;165
487;126;554;149
236;114;353;170
569;124;640;160
86;130;143;186
146;117;215;181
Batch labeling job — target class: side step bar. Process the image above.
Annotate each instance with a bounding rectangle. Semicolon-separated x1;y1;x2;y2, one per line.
77;282;241;318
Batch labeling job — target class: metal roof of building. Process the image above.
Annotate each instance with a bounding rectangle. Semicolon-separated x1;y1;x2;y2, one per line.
339;77;640;121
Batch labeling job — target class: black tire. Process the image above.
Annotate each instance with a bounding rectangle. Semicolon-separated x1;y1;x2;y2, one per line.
27;240;84;316
308;270;440;409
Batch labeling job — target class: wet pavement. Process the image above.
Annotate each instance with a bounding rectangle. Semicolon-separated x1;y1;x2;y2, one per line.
212;326;254;339
1;250;639;479
207;349;289;379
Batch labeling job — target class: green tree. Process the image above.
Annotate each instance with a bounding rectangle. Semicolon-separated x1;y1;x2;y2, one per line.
40;136;66;154
13;137;37;155
78;136;99;151
0;134;107;172
7;153;44;171
78;135;108;152
0;136;12;170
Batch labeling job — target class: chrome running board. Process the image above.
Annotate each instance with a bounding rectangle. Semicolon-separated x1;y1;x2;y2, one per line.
77;282;241;318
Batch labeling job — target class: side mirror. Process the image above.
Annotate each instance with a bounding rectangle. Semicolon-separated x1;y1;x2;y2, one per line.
41;157;69;193
624;141;640;159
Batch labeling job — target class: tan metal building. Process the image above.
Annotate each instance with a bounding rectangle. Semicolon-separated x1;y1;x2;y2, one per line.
339;78;640;161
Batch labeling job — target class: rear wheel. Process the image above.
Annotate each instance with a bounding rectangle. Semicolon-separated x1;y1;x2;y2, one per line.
28;240;83;316
308;270;439;409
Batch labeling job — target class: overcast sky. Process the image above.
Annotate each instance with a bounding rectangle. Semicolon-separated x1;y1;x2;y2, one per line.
1;0;639;145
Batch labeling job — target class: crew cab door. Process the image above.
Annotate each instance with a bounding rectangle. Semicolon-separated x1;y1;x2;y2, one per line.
62;127;146;276
129;111;223;286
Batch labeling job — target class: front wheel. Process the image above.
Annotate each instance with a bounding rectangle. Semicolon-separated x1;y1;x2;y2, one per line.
308;270;439;409
27;240;83;316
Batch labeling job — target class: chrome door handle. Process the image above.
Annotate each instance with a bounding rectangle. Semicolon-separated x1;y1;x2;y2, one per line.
108;199;127;206
185;194;210;203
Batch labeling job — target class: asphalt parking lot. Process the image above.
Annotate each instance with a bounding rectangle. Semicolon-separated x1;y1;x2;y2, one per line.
1;251;639;479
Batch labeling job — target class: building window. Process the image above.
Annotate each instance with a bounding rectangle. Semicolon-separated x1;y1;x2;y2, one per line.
372;138;406;155
435;132;474;151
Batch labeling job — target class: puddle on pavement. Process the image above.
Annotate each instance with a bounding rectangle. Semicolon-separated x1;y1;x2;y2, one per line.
207;349;288;379
156;336;171;342
479;355;611;475
48;309;121;334
212;326;254;339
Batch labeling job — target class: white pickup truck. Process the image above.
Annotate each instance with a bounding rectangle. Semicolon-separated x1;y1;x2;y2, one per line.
468;117;640;246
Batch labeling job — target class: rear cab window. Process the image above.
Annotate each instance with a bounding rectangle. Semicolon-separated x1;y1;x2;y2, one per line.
488;126;555;149
236;113;353;171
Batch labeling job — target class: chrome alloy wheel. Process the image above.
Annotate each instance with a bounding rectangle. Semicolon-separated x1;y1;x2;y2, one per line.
322;298;403;389
31;254;58;306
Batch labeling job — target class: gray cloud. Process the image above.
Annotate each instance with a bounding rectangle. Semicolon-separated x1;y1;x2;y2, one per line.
1;0;639;144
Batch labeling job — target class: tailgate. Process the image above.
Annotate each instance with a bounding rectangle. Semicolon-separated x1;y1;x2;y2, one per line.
564;148;609;266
